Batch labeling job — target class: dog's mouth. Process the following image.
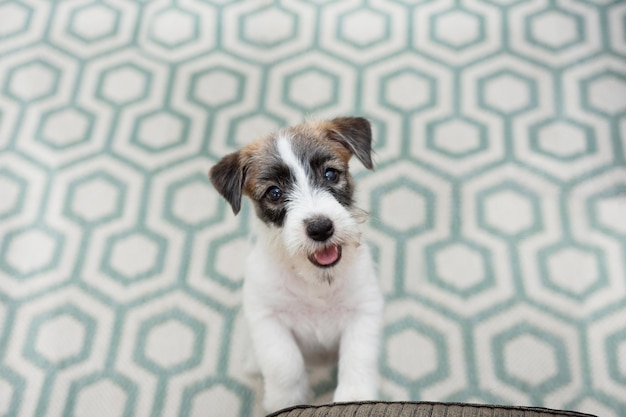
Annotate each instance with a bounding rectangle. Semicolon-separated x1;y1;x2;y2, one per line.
308;244;342;268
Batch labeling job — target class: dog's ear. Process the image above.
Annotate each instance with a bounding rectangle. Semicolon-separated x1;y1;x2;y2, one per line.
327;117;373;170
209;151;246;215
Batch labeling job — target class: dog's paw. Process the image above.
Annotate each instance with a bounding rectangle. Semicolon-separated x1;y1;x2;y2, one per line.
333;384;377;403
263;382;312;413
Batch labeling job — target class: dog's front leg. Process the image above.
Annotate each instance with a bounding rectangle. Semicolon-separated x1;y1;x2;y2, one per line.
333;313;381;402
249;318;311;412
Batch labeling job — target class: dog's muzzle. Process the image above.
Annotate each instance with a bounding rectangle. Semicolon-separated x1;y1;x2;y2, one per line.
305;216;342;268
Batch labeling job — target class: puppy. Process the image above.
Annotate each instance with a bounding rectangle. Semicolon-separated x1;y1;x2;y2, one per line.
209;117;384;413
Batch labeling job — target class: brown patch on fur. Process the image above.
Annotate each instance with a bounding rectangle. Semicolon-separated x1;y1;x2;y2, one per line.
323;117;373;169
287;120;354;165
238;136;276;198
239;118;370;199
209;117;373;216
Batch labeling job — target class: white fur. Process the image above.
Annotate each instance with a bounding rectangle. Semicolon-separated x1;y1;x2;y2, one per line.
242;137;384;413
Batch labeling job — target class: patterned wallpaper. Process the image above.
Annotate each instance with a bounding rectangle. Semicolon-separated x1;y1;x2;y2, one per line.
0;0;625;416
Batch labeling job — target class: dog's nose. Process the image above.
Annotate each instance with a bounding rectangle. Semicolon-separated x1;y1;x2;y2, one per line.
305;216;334;242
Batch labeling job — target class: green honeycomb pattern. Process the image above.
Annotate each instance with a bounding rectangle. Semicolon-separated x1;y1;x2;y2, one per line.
1;1;626;416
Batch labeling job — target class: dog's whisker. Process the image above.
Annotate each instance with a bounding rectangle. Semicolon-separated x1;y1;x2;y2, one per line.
351;207;369;224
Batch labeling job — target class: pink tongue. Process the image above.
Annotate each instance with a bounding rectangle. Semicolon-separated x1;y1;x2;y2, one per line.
314;246;339;266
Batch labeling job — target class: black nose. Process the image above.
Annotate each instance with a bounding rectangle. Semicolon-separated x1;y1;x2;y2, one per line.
305;216;334;242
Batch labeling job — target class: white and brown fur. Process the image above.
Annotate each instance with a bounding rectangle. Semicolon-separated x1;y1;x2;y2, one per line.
209;117;384;413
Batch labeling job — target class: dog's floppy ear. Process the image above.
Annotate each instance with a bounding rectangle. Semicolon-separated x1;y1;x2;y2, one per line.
327;117;374;170
209;151;246;215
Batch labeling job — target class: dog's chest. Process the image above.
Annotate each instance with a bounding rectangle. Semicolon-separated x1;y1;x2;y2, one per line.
275;287;353;350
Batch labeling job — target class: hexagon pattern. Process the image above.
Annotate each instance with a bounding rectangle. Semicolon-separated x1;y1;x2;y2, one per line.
433;9;483;50
98;64;150;105
34;314;87;364
137;312;204;374
386;326;441;383
427;240;494;297
25;305;95;370
540;244;606;301
67;173;125;224
0;2;31;38
584;72;626;116
149;8;197;48
429;118;486;158
383;69;434;112
479;183;540;238
6;60;60;102
103;231;165;283
532;120;593;160
503;334;559;387
528;9;582;51
1;2;625;417
495;327;569;393
70;3;119;43
134;110;189;152
248;8;293;46
480;71;536;115
0;227;63;278
73;378;129;417
341;9;387;48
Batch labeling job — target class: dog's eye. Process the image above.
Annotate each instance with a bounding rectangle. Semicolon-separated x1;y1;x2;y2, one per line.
324;168;340;183
266;186;283;202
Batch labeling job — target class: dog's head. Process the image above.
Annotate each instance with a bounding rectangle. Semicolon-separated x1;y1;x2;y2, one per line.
209;117;373;270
